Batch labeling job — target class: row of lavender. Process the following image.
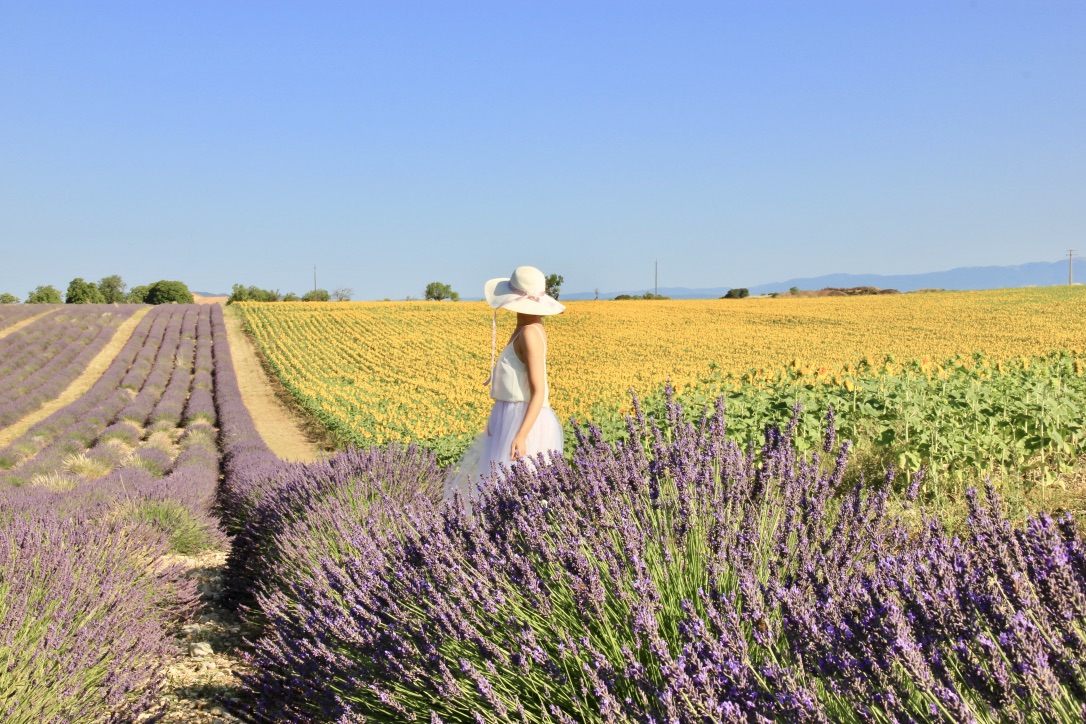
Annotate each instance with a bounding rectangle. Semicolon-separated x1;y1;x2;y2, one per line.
0;304;140;427
0;304;234;722
213;392;1086;722
0;303;51;332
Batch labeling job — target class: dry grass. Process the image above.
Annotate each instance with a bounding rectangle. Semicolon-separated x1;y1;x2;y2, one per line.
144;430;181;458
28;471;79;491
62;452;114;480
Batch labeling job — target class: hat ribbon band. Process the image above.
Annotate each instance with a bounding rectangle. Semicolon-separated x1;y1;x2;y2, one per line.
508;282;561;309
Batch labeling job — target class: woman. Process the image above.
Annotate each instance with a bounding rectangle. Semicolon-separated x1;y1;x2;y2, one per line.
444;265;565;501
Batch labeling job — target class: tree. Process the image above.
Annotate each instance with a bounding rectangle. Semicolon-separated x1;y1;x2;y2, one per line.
66;278;105;304
789;286;800;295
545;274;564;300
424;282;459;301
98;275;127;303
331;287;353;302
144;280;194;305
126;285;150;303
301;289;330;302
0;292;18;304
27;285;63;304
613;292;670;301
722;288;749;299
229;284;280;304
283;292;300;302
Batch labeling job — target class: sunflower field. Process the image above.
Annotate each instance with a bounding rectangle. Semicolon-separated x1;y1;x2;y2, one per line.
236;286;1086;493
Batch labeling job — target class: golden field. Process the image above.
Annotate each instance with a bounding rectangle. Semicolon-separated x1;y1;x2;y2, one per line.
236;286;1086;446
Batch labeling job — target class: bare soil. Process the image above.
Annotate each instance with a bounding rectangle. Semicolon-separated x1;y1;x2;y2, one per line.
193;293;230;305
222;305;324;462
138;550;254;724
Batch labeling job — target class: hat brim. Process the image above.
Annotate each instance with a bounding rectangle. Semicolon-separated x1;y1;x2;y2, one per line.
484;278;565;315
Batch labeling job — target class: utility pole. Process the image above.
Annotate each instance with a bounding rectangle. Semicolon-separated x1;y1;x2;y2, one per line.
1069;250;1075;285
314;265;317;293
655;260;658;297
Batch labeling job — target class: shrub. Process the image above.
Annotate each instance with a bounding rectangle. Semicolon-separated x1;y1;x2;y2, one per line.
126;285;150;303
545;273;564;300
301;289;330;302
0;516;194;721
242;397;1086;722
614;292;670;300
722;287;749;299
98;275;127;304
424;281;459;301
119;499;218;555
26;285;62;304
224;445;442;600
229;284;281;304
65;277;105;304
144;280;194;304
0;292;18;304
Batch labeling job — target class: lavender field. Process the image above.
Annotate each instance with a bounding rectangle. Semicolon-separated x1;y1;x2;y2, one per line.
0;304;140;427
0;304;233;720
1;304;1085;722
224;400;1086;723
0;304;53;333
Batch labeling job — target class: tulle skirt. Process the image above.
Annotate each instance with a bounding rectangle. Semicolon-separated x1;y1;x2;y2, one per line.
443;401;563;502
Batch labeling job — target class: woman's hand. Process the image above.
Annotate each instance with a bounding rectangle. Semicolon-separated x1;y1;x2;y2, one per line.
511;434;528;460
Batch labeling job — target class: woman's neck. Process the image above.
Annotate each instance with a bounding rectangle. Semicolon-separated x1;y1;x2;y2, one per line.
516;313;543;327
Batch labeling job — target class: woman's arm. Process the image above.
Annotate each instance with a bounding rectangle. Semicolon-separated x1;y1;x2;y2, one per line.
511;325;546;460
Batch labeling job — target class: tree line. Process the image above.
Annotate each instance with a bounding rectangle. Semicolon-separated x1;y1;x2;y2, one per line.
0;277;194;305
227;284;353;304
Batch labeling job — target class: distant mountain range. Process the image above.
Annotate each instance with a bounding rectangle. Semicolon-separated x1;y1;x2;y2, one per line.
563;260;1086;300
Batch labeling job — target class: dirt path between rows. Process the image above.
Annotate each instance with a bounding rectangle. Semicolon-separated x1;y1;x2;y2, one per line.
139;551;252;723
143;304;322;720
0;307;151;449
222;305;321;462
0;307;58;340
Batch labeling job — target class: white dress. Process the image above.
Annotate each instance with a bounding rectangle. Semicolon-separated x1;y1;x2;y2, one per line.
444;324;564;501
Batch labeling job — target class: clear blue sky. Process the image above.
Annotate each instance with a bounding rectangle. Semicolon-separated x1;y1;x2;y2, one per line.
2;1;1083;299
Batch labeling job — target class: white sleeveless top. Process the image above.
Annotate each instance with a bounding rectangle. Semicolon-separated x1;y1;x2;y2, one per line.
490;325;550;407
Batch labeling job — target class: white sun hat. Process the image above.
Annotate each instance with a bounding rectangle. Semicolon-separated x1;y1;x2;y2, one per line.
483;265;565;315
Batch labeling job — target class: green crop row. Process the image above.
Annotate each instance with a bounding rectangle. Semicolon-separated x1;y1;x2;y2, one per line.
576;351;1085;514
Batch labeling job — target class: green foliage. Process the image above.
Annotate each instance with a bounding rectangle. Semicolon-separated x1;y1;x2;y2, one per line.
282;292;300;302
722;287;749;299
545;273;564;300
126;285;150;303
614;292;670;300
0;292;18;304
790;286;800;294
301;289;331;302
65;278;104;304
144;280;194;305
574;351;1086;507
229;284;281;304
27;285;63;304
97;275;127;303
123;500;216;555
424;281;458;301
